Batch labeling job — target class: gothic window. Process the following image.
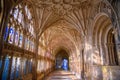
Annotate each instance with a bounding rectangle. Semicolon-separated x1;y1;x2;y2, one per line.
62;59;68;70
29;41;33;52
8;27;15;44
3;3;35;52
2;56;10;80
25;38;29;50
15;30;19;46
19;33;23;47
10;57;16;80
13;6;19;19
4;26;9;41
2;3;36;80
27;39;29;50
0;58;2;70
23;58;27;75
18;10;23;23
25;38;27;49
15;57;20;78
28;59;32;73
32;42;34;52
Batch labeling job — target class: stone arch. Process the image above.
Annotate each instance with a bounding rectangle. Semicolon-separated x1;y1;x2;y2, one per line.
107;28;119;65
92;13;115;65
55;48;69;70
53;46;70;56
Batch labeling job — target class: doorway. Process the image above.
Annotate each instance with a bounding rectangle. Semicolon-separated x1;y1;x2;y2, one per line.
107;29;118;65
55;49;69;70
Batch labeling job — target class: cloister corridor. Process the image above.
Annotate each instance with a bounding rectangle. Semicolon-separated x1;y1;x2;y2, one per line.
0;0;120;80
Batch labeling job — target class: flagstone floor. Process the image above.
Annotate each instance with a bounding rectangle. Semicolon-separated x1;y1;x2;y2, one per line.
44;70;80;80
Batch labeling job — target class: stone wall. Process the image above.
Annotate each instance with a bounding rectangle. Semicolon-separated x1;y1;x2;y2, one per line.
91;66;103;80
102;66;120;80
92;66;120;80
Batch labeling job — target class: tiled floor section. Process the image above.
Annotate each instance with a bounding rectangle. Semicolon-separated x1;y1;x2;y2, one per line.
44;70;80;80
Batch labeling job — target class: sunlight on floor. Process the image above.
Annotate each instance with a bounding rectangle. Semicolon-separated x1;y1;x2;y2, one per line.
44;70;80;80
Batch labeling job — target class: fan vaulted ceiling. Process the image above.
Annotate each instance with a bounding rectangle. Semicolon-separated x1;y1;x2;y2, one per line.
21;0;104;56
24;0;101;36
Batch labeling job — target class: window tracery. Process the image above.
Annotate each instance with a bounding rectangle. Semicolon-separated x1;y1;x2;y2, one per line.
4;4;35;52
1;3;36;80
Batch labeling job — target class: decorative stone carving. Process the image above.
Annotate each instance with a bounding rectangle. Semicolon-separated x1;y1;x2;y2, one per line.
29;0;92;16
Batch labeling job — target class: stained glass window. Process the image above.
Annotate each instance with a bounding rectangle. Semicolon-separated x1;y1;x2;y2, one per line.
23;59;27;75
31;42;34;52
8;27;14;44
26;39;29;50
0;58;2;70
18;10;22;23
19;34;23;47
30;41;34;52
4;26;9;41
62;59;68;70
13;7;19;19
29;41;31;51
2;56;10;80
25;38;29;50
16;57;20;78
28;59;32;73
10;57;16;80
25;38;27;49
15;31;19;46
30;59;32;72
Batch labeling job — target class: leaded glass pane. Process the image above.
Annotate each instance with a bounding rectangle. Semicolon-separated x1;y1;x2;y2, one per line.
4;26;9;41
25;38;27;49
0;58;2;70
19;34;23;47
62;59;68;70
15;31;19;46
10;57;16;80
8;27;14;44
15;58;20;78
29;59;32;73
23;59;27;75
18;11;22;23
13;8;19;19
2;56;10;80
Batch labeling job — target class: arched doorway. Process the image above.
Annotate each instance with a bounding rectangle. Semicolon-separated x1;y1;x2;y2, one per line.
107;29;118;65
92;13;119;65
55;49;69;70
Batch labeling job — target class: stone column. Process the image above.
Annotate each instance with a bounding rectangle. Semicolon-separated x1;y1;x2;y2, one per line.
32;36;39;80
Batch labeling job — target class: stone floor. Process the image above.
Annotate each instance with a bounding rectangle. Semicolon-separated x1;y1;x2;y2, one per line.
44;70;80;80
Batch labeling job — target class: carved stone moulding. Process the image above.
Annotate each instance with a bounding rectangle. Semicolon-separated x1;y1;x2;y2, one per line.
52;0;61;4
52;0;72;4
63;0;72;4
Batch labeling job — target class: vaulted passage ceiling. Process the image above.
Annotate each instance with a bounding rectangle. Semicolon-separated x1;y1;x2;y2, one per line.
24;0;102;36
16;0;119;58
39;20;82;56
22;0;103;56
